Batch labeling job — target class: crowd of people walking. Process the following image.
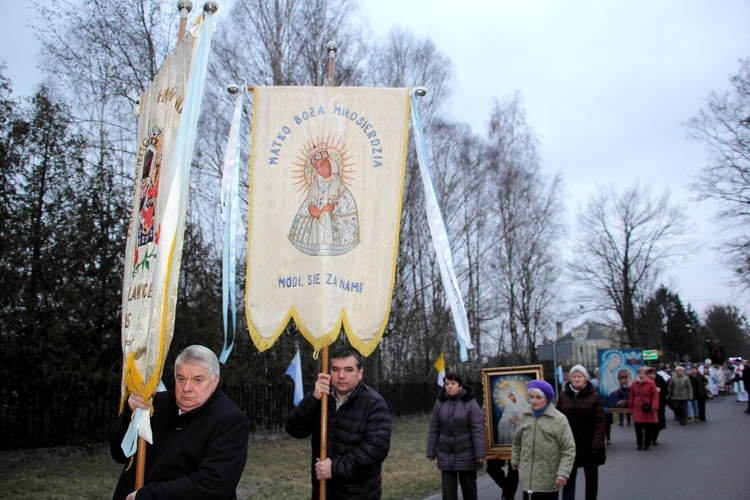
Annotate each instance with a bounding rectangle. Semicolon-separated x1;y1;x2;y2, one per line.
475;357;749;499
108;343;748;500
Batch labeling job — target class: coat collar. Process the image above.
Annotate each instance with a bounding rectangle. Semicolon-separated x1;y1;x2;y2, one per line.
563;380;593;397
437;384;476;402
169;385;224;416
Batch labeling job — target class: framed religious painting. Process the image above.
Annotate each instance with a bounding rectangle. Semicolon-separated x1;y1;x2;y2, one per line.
598;348;642;410
482;365;544;459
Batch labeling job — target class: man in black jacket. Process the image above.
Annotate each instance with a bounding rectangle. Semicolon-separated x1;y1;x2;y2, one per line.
110;345;248;500
286;344;391;499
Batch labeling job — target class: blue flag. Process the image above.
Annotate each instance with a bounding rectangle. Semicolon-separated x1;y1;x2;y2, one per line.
285;350;304;405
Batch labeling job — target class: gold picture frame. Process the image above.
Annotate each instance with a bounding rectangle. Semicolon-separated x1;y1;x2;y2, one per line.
482;365;544;459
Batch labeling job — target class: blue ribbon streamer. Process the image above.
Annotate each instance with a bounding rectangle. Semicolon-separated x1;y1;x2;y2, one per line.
121;408;146;457
410;89;473;362
148;11;215;333
120;379;165;457
219;81;244;363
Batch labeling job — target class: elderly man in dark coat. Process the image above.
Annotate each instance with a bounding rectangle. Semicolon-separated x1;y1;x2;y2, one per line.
668;366;693;425
110;345;249;500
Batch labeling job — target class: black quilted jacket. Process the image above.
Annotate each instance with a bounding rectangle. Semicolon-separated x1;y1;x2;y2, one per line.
285;382;391;499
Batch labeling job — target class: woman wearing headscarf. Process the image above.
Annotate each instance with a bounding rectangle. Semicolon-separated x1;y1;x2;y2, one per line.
512;380;575;500
426;372;486;500
557;365;606;500
629;366;659;450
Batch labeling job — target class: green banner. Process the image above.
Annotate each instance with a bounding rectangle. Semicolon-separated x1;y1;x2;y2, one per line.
642;349;658;360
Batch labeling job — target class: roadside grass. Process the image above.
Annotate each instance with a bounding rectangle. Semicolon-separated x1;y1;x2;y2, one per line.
0;414;443;499
0;445;122;499
373;415;441;499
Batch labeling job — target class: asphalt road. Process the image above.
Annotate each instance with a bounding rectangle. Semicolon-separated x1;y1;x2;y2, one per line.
423;394;750;499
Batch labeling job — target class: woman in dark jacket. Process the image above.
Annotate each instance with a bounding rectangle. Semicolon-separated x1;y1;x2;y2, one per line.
647;367;668;445
426;372;486;500
690;366;709;422
557;364;606;500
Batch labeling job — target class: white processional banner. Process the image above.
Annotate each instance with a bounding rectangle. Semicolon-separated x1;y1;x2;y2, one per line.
120;19;211;414
246;87;410;356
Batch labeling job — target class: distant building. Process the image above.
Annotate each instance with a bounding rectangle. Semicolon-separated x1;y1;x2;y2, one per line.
554;321;621;372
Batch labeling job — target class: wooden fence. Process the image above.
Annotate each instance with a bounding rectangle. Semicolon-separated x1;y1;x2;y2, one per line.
0;380;482;450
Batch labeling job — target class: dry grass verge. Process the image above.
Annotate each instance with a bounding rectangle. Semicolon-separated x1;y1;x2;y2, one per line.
0;415;443;499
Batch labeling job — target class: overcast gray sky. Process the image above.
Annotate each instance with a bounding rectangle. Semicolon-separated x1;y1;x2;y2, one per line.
360;0;750;320
3;0;750;322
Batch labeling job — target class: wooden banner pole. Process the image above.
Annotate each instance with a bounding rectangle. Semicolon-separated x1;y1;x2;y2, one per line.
318;40;338;500
319;344;329;500
135;436;147;489
177;1;193;44
327;41;338;85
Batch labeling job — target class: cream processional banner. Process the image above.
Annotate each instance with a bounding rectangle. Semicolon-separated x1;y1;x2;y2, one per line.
246;87;410;356
119;14;213;435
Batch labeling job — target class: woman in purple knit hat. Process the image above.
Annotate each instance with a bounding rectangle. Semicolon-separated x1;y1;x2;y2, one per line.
511;379;576;500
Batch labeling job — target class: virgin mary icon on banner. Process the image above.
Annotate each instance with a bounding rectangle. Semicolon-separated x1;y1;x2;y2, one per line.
288;138;359;256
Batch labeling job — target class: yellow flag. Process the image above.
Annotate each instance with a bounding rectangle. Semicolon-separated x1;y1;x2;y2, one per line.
434;352;445;387
434;352;445;372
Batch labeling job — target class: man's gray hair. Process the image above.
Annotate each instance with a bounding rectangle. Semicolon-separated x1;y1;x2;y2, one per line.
175;345;220;379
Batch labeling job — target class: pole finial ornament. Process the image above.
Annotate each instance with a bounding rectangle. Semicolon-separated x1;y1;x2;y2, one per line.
204;1;219;14
177;1;193;13
414;87;427;97
326;41;338;56
227;84;240;94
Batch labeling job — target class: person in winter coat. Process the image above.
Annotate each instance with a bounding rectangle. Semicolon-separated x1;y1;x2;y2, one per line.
628;366;659;450
689;366;708;422
512;380;576;500
668;366;693;425
110;345;249;500
285;344;391;500
486;459;518;500
646;367;668;445
426;372;486;500
557;365;606;500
